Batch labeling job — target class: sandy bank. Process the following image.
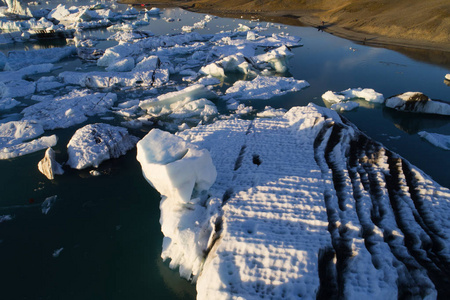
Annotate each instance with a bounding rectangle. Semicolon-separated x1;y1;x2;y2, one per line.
120;0;450;54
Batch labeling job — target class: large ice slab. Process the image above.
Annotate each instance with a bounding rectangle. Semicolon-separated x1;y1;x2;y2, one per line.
386;92;450;115
67;123;138;169
138;104;450;299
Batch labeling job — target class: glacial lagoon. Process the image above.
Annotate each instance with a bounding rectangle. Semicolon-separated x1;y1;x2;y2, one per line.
0;0;449;299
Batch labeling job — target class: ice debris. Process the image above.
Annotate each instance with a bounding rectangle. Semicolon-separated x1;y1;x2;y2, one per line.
52;247;63;258
418;131;450;150
385;92;450;115
445;74;450;81
38;147;64;180
0;98;20;111
67;123;139;169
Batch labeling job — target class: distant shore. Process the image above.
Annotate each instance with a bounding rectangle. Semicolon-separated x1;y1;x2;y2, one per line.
119;0;450;53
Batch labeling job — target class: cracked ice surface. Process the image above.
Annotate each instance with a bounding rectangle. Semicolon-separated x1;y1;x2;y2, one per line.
138;104;450;299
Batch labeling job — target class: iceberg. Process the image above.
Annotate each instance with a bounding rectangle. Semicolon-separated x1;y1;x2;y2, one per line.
138;103;450;299
4;47;76;71
445;74;450;81
225;75;309;100
322;88;384;104
67;123;139;169
418;131;450;150
330;101;360;112
38;147;64;180
385;92;450;115
136;129;217;280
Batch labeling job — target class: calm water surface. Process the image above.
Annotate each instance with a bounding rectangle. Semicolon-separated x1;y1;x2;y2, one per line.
0;1;449;299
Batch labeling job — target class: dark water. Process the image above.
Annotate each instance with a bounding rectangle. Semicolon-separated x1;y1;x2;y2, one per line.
0;1;449;299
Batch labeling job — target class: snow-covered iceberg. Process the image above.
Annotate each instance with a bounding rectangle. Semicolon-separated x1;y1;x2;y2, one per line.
67;123;139;169
137;103;450;299
385;92;450;116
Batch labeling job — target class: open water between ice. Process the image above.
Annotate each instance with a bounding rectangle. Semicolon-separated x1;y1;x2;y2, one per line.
0;0;449;299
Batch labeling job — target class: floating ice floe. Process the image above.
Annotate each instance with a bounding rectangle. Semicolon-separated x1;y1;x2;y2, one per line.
0;98;20;111
67;123;139;169
0;120;44;147
0;215;13;223
445;74;450;81
52;247;63;258
418;131;450;150
136;128;217;280
225;75;309;100
139;84;217;117
182;15;214;32
330;101;360;112
386;92;450;115
60;68;169;88
322;88;384;104
41;195;58;214
0;134;57;159
137;103;450;299
22;89;117;130
4;47;76;71
256;106;286;118
38;147;64;180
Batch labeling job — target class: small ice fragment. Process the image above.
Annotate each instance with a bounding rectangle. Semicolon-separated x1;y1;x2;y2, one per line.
52;247;63;258
41;195;58;214
38;147;64;180
0;215;13;223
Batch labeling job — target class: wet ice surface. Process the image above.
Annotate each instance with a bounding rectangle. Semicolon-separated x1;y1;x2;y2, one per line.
1;0;450;299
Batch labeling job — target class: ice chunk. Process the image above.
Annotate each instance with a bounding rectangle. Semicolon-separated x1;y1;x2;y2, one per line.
38;147;64;180
139;84;217;113
52;247;63;258
67;123;139;169
385;92;450;115
169;98;218;119
225;75;309;100
445;74;450;81
0;134;57;159
256;106;286;118
322;88;384;103
5;47;76;71
60;69;169;88
22;90;117;130
0;98;20;111
105;57;135;72
331;101;360;112
418;131;450;150
146;7;160;15
0;215;13;223
0;120;44;148
253;45;294;73
136;129;217;202
41;195;58;214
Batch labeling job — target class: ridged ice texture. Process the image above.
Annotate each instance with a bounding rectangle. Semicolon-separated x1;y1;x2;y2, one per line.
172;103;450;299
